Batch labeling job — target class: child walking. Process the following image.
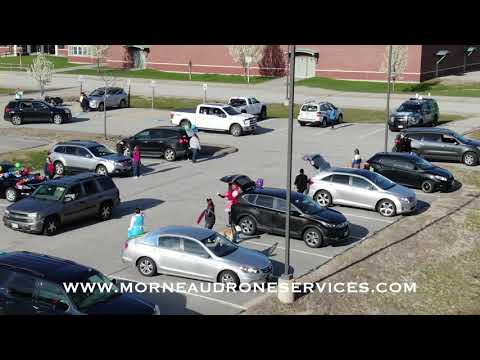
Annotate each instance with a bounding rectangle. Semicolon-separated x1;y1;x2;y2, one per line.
197;198;216;229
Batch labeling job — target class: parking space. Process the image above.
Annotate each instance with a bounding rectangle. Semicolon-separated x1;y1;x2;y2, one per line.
0;104;466;314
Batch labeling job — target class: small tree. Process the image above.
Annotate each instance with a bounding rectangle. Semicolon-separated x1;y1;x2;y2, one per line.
380;45;408;92
89;45;110;75
28;53;53;96
228;45;266;80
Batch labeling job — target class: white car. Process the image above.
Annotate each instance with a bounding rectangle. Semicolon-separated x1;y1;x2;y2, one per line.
170;103;257;136
298;100;343;127
228;96;267;120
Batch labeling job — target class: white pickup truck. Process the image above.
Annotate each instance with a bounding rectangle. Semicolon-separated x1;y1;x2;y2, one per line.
228;96;267;120
170;103;257;137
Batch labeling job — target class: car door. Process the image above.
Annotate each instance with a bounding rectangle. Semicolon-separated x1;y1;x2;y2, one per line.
390;158;420;188
440;134;463;160
418;133;443;159
329;174;351;205
80;180;102;217
32;101;51;123
210;108;228;130
319;103;330;122
155;236;184;275
249;98;261;114
105;88;117;107
372;156;400;183
75;147;96;171
148;129;168;155
196;106;215;129
3;272;37;314
132;130;154;153
62;146;80;173
253;195;276;233
62;183;88;224
33;280;71;315
348;175;377;209
19;101;35;122
271;197;304;238
175;238;215;281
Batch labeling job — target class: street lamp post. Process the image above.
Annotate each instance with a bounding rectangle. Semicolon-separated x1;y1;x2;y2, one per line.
284;45;290;106
278;44;296;304
150;80;156;110
203;83;207;103
384;45;393;153
245;56;252;84
127;79;131;108
78;75;84;96
103;81;107;140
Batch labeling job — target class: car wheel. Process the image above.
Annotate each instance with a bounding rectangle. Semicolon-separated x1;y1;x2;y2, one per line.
43;216;60;236
53;114;63;125
99;202;113;221
11;115;22;126
298;121;306;127
314;190;332;207
230;124;243;137
119;99;127;108
180;119;191;129
239;215;257;236
218;270;240;287
377;199;396;217
95;165;108;176
137;257;157;277
421;180;435;193
463;152;478;166
98;102;105;112
5;187;18;202
260;106;267;120
54;161;65;176
321;118;328;128
164;148;176;162
337;114;343;124
303;227;324;248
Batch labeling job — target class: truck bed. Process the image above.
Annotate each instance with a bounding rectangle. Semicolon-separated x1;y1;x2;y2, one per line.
173;108;196;114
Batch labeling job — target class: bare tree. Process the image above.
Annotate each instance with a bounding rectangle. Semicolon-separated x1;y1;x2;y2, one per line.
380;45;408;92
89;45;111;75
228;45;266;80
28;53;53;96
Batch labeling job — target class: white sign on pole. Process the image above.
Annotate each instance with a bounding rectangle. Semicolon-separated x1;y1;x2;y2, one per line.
203;83;208;91
150;80;156;88
245;56;253;65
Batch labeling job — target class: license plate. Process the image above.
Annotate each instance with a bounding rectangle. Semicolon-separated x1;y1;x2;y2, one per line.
11;223;19;229
397;125;403;128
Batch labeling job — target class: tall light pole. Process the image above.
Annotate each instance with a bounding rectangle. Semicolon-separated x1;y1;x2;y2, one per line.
103;81;107;140
284;45;290;105
384;45;393;153
278;44;296;304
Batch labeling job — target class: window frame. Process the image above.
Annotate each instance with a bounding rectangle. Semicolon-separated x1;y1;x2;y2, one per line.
157;236;182;252
181;238;210;258
254;195;275;209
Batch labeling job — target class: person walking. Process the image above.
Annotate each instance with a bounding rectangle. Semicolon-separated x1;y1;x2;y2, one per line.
128;208;145;239
352;149;362;169
218;183;241;228
80;92;89;112
294;169;309;194
329;106;337;129
132;145;142;178
43;157;55;180
189;133;201;163
197;198;216;229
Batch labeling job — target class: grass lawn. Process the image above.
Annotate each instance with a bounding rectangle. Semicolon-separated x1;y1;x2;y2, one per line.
0;88;15;95
297;77;480;97
0;55;77;71
469;130;480;140
65;67;274;84
0;149;49;171
130;95;466;124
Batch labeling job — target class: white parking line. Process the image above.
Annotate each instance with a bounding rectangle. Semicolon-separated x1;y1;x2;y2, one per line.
113;276;246;311
243;240;333;259
359;127;384;139
341;212;395;223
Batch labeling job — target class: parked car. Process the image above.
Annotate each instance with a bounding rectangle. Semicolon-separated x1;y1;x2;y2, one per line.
221;174;349;248
304;154;417;217
228;96;267;120
399;127;480;166
88;87;128;111
3;99;72;126
3;173;120;236
388;97;439;131
122;226;273;287
1;163;46;202
117;126;190;161
0;251;159;315
170;103;257;136
297;100;343;127
365;152;455;193
49;140;132;176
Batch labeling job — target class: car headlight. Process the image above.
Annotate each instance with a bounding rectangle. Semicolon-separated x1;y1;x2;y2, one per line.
27;213;38;220
434;175;447;182
240;266;259;274
319;221;336;228
390;116;394;122
243;119;250;125
400;197;411;203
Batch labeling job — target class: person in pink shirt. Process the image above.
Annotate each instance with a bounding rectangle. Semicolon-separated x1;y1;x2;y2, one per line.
132;145;142;178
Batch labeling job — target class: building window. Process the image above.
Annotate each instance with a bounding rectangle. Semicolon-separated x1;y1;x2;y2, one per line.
68;45;91;56
57;45;65;49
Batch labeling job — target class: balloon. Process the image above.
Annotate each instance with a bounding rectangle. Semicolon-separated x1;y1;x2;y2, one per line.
15;162;22;169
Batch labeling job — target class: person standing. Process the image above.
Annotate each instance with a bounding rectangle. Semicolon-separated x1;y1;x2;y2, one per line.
189;133;201;163
132;145;142;178
43;157;55;180
128;208;145;239
15;88;23;100
218;183;240;227
329;106;337;129
294;169;309;194
80;92;89;112
197;198;216;229
352;149;362;169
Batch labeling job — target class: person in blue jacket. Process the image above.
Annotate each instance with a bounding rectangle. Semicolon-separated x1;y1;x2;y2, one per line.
329;106;337;129
128;208;145;239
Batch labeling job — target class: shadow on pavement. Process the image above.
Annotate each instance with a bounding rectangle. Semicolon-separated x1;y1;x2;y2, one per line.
443;180;463;193
332;223;369;247
68;117;90;124
252;126;274;135
114;198;164;218
141;166;181;177
403;199;430;216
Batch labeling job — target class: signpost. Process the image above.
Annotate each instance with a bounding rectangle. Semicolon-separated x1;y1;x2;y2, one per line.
245;56;252;84
127;79;131;107
78;75;85;96
150;80;156;110
203;83;208;103
384;45;393;153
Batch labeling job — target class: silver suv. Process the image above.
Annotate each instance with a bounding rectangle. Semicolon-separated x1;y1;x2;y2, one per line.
50;141;132;176
88;87;128;111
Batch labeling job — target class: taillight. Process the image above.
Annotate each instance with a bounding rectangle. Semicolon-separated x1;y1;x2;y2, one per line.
5;107;11;113
123;241;128;250
179;136;188;145
170;112;174;119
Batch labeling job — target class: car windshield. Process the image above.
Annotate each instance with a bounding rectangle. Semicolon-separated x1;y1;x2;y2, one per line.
451;132;471;144
412;155;434;170
89;145;115;157
204;233;238;257
31;184;66;201
223;106;240;115
397;103;421;113
369;172;396;190
90;88;105;97
293;195;322;215
67;271;120;311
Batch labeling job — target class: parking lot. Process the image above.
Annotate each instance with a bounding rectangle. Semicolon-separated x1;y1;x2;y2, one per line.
0;104;468;314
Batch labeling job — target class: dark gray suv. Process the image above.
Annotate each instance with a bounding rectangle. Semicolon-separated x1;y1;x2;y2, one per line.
401;127;480;166
3;173;120;236
389;98;439;131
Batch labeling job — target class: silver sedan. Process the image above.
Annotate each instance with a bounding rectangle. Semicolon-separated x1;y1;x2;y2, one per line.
121;226;273;286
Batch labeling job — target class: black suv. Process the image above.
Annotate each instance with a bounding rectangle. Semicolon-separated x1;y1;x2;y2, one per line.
366;152;454;193
3;173;120;235
4;99;72;126
117;126;190;162
389;97;439;131
0;251;159;315
401;127;480;166
223;175;350;248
